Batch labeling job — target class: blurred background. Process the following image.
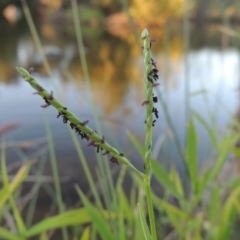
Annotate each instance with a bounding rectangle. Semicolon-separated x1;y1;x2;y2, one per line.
1;0;240;232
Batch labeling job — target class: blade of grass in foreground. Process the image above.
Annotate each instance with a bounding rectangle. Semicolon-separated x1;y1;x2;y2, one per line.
26;208;91;237
44;112;68;240
0;159;34;209
137;203;152;240
186;118;198;194
1;143;26;236
80;226;90;240
70;3;118;236
75;186;115;240
0;227;22;240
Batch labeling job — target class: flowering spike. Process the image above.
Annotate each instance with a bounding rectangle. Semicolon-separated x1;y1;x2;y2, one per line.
142;100;150;106
49;91;54;100
41;103;50;108
153;96;158;103
110;157;119;165
87;141;95;147
152;120;156;127
62;116;68;124
141;28;149;40
102;151;109;156
81;120;89;126
28;67;34;74
152;83;160;87
150;38;159;43
101;135;105;143
153;108;159;118
142;29;157;175
41;97;50;108
16;67;145;178
36;84;44;92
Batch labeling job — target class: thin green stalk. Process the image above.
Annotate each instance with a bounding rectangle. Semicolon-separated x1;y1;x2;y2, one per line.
44;112;68;240
16;67;144;179
183;0;190;124
67;126;102;208
141;29;157;240
120;0;141;47
20;0;52;78
25;154;47;228
70;3;118;232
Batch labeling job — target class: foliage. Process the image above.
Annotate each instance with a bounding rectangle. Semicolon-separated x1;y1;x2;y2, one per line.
1;0;240;240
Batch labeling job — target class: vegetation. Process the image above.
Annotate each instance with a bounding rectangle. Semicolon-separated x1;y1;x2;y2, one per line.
1;0;240;240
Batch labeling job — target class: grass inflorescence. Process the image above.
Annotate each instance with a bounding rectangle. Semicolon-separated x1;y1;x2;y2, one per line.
15;28;160;240
16;67;145;179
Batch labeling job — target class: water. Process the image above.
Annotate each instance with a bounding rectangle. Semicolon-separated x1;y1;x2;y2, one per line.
1;19;240;196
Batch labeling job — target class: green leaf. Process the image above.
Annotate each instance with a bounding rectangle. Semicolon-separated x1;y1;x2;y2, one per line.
26;208;91;237
158;199;188;233
215;185;240;240
117;187;129;240
207;133;239;183
209;186;220;224
76;186;115;240
1;148;27;235
169;167;184;198
192;111;218;149
39;231;48;240
0;227;22;240
80;226;90;240
186;118;198;193
222;185;240;226
137;203;152;240
16;67;30;78
0;160;34;209
151;160;184;201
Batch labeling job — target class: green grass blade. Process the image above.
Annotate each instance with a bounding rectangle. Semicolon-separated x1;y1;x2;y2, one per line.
0;227;22;240
43;112;68;240
117;187;129;240
26;208;91;237
151;160;184;201
192;110;218;149
80;226;90;240
158;199;188;234
186;118;198;193
1;146;28;236
75;186;115;240
206;133;239;183
39;231;48;240
25;156;47;228
209;185;220;225
169;167;184;198
0;160;33;209
21;0;52;77
137;203;152;240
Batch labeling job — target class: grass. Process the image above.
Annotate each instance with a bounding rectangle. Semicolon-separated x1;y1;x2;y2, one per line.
1;0;240;239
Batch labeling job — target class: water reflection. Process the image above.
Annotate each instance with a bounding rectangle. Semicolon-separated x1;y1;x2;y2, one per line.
1;20;240;187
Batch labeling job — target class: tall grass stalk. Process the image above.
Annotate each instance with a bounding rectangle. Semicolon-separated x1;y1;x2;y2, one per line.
16;27;160;238
141;29;158;240
183;0;190;124
44;112;68;240
20;0;52;79
70;2;118;231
